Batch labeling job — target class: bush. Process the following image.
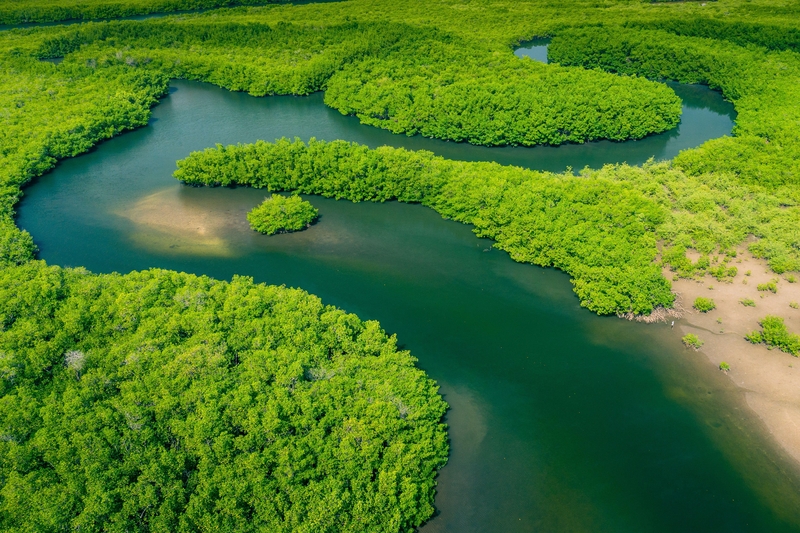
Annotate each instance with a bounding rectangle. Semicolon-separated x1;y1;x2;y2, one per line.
787;274;798;283
247;194;319;235
757;279;779;293
719;361;731;372
745;330;763;344
693;297;716;313
791;302;799;309
709;265;737;282
682;333;704;349
746;315;800;355
740;298;756;307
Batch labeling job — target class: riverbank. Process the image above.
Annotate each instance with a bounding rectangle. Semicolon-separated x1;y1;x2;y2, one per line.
668;253;800;465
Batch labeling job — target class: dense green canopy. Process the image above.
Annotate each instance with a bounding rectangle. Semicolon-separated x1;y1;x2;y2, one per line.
2;1;800;528
248;194;319;235
0;263;449;532
175;138;672;315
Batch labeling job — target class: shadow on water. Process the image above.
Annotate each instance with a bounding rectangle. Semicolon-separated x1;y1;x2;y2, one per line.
15;78;800;532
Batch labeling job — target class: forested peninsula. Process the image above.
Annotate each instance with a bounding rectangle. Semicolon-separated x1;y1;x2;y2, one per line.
2;0;800;531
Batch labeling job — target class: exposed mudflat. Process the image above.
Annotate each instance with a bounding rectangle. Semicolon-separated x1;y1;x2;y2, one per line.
668;253;800;465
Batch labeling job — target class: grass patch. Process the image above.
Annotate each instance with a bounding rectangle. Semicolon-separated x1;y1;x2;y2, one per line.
745;315;800;356
682;333;704;349
693;297;716;313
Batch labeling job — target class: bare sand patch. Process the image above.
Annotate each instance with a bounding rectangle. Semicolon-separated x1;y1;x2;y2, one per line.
665;252;800;464
115;188;248;256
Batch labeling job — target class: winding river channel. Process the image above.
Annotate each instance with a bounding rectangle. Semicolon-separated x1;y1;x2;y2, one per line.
17;51;800;531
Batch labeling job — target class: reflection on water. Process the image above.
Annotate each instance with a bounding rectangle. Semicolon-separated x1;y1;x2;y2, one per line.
515;38;551;63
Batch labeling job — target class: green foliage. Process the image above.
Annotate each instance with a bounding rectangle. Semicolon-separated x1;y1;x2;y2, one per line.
0;0;797;322
708;264;737;282
757;279;778;293
3;1;800;528
175;138;673;315
745;330;763;344
746;315;800;356
682;333;703;349
786;274;797;283
0;262;449;532
719;361;730;372
0;0;283;24
247;194;318;235
323;33;681;146
693;297;716;313
740;298;756;307
29;17;681;146
548;25;800;274
549;25;800;191
790;302;799;310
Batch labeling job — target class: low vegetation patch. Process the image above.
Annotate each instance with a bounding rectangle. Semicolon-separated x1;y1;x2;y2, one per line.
247;194;318;235
740;298;756;307
745;315;800;356
693;297;716;313
757;279;779;293
719;361;731;373
682;333;704;349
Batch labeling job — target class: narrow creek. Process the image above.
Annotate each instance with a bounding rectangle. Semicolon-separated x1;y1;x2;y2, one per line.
16;71;800;532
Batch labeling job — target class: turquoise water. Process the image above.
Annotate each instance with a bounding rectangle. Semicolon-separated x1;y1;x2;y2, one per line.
515;39;551;63
16;79;800;532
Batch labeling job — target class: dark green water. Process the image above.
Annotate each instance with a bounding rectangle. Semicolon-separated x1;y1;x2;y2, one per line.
17;80;800;532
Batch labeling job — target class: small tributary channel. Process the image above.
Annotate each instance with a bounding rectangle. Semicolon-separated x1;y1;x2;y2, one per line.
17;73;800;531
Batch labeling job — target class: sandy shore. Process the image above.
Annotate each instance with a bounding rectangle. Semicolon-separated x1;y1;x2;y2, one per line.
665;252;800;465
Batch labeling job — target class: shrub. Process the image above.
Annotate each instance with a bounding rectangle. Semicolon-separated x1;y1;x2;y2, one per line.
787;274;798;283
740;298;756;307
719;361;731;372
682;333;704;349
693;297;716;313
746;315;800;355
709;264;737;281
791;302;799;309
247;194;319;235
757;279;778;293
745;330;763;344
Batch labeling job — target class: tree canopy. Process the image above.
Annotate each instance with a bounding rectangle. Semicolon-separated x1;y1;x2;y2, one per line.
0;262;449;532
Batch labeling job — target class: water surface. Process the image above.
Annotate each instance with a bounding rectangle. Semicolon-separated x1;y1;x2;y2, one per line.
17;80;800;533
515;38;550;63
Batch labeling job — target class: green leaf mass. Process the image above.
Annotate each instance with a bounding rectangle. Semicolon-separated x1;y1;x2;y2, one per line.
247;194;319;235
175;138;673;316
0;262;449;532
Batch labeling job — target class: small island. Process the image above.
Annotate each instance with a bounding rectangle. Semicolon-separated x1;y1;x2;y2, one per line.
247;194;318;235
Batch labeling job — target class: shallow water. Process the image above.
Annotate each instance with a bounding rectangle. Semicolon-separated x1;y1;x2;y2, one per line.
17;80;800;532
515;38;550;63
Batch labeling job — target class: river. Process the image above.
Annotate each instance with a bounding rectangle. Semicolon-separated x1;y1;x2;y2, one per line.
17;75;800;532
